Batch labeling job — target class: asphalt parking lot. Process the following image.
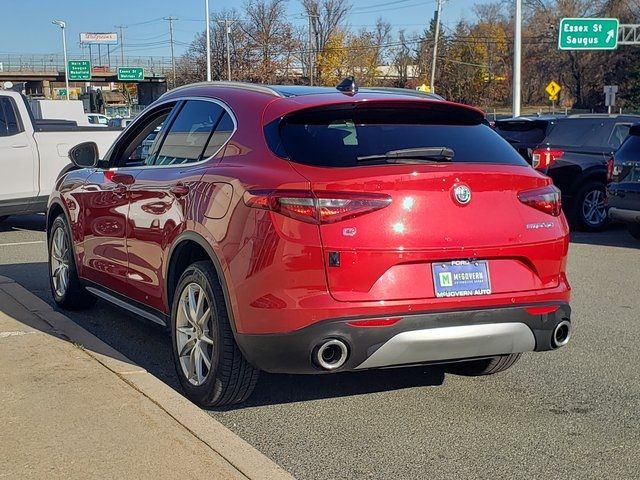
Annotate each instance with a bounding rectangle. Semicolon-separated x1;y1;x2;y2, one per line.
1;214;638;480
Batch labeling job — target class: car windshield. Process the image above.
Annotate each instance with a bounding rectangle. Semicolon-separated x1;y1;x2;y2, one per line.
266;106;527;167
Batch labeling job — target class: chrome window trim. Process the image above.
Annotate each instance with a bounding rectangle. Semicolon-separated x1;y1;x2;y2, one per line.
111;95;238;171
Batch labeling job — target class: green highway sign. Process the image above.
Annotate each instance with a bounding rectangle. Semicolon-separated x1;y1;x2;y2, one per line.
558;18;619;50
67;60;91;80
117;67;145;81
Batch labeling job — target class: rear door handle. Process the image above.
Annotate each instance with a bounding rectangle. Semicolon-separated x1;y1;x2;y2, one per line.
11;144;28;148
170;184;190;198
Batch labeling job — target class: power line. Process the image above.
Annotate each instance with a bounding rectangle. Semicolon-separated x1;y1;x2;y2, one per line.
351;0;420;12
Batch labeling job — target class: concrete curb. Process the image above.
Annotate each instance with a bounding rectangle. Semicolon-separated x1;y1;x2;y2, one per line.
0;275;294;480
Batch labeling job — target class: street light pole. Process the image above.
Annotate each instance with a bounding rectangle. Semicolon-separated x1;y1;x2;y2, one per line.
52;20;70;100
512;0;522;117
205;0;212;81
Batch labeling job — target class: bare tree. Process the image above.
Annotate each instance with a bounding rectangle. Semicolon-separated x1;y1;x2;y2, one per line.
301;0;351;82
243;0;298;83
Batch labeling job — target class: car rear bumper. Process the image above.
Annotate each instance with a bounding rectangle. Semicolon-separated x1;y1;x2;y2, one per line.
235;303;571;374
608;207;640;224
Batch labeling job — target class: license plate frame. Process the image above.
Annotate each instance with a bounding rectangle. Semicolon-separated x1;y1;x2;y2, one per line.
432;260;492;298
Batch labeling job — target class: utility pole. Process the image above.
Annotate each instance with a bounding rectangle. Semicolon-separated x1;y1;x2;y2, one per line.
512;0;522;117
218;19;233;81
205;0;211;81
307;14;318;86
115;25;127;66
165;17;177;86
430;0;443;93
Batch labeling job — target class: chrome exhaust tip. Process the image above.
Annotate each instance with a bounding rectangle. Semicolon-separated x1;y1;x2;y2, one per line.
314;339;349;371
551;320;571;348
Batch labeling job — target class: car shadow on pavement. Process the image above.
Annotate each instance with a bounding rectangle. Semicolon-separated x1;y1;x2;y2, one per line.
0;214;46;233
570;224;639;249
0;261;446;408
222;367;446;410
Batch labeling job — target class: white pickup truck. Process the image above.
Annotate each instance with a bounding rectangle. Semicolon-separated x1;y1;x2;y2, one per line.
0;90;122;221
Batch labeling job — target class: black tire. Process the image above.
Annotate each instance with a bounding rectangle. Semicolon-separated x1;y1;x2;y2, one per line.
627;223;640;241
446;353;521;376
170;261;259;407
568;181;609;232
48;215;97;310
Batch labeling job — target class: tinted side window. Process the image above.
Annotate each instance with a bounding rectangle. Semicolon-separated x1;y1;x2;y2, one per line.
0;98;22;136
109;103;176;168
607;123;631;150
616;134;640;161
0;100;7;136
202;111;234;159
155;100;223;166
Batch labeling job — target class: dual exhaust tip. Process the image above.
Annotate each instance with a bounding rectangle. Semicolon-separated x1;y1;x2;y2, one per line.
313;321;571;370
314;338;349;371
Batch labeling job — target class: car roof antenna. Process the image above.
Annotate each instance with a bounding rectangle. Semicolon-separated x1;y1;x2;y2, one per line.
336;76;358;95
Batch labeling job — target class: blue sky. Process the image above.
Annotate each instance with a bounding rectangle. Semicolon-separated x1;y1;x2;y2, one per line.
1;0;488;58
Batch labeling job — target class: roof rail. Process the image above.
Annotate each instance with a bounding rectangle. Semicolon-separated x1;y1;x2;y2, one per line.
168;81;282;97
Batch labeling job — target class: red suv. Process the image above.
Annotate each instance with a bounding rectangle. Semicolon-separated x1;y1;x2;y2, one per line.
47;82;572;406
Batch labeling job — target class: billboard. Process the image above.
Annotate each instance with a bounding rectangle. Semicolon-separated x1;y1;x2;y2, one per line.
79;32;118;45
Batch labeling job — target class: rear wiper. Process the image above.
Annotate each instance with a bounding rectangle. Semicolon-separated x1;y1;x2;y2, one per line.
357;147;454;164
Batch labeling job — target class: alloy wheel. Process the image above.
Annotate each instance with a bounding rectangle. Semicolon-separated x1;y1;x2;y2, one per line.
582;189;607;227
50;226;70;298
175;283;214;386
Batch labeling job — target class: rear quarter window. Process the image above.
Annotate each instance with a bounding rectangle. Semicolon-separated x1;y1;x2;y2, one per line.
266;106;528;167
616;134;640;161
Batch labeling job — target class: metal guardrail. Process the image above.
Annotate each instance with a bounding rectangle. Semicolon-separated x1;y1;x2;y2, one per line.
0;53;174;75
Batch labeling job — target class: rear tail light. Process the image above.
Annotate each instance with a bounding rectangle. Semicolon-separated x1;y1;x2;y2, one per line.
606;155;615;182
518;185;562;216
244;190;392;224
531;148;563;170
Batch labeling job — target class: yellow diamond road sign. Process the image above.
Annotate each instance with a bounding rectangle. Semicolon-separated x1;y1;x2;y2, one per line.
545;81;561;97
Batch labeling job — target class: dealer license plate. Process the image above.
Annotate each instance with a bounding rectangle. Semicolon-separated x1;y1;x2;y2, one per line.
432;260;491;298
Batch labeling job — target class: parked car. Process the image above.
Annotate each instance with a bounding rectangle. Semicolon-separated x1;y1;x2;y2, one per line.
495;114;640;231
607;124;640;240
87;113;110;126
0;90;122;222
108;117;134;128
47;81;572;407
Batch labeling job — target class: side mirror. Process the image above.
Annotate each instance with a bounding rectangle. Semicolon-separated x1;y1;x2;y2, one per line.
69;142;99;168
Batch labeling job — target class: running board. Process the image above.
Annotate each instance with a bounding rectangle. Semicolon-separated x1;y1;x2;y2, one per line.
86;287;167;327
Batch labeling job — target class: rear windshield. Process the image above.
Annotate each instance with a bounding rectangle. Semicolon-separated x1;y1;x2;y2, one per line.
494;121;549;145
543;119;607;147
266;106;528;167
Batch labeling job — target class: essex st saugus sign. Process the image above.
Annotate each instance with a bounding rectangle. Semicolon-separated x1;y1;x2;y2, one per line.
558;18;619;50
